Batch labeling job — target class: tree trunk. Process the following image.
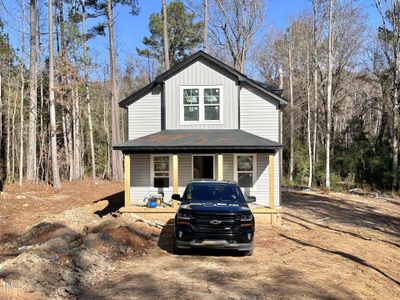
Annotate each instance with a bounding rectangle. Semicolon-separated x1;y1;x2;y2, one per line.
393;83;399;188
27;0;37;181
82;0;96;180
0;72;2;153
312;0;318;167
66;109;73;180
5;60;11;179
306;48;313;188
61;110;69;179
162;0;170;70
107;0;123;180
103;88;111;179
12;93;16;177
203;0;208;52
19;2;26;186
288;32;295;182
326;0;334;189
37;78;44;182
279;66;284;186
392;1;400;189
48;0;61;187
72;87;81;180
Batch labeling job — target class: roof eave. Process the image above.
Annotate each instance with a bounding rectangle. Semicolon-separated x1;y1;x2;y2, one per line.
113;145;282;154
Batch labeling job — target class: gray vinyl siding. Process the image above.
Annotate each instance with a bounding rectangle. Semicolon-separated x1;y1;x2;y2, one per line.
165;60;238;129
129;154;193;205
127;88;162;140
130;154;151;205
240;87;281;207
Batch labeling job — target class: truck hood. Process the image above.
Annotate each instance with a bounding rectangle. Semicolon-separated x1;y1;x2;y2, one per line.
179;203;251;214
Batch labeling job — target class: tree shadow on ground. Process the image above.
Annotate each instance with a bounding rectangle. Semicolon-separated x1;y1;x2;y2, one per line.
283;212;400;249
157;218;246;257
280;233;400;287
93;191;124;217
78;259;360;299
283;191;400;238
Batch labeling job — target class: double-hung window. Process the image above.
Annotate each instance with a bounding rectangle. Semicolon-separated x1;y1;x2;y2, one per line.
234;154;256;188
181;86;222;123
204;88;220;121
152;155;170;188
183;88;200;122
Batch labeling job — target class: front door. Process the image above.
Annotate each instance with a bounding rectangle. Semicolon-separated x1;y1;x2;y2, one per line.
193;155;214;179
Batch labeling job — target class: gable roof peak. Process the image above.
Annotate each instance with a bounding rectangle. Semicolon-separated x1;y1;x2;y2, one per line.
119;50;287;108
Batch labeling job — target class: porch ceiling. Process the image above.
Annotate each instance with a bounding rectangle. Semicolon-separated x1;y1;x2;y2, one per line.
113;129;282;153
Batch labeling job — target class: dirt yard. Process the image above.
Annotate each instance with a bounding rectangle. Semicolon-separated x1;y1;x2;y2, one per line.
0;181;399;299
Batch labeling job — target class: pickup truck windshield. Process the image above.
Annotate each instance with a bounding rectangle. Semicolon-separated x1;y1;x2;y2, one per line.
182;183;246;204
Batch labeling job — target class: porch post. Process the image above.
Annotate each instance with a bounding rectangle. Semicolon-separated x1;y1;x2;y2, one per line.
217;154;223;180
269;153;275;209
172;154;179;194
124;154;131;209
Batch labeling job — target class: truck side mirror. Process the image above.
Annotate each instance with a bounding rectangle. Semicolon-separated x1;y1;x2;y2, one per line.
245;196;256;203
171;194;181;201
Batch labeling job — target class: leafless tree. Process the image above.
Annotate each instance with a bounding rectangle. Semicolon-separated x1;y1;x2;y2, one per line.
27;0;37;181
288;29;295;182
210;0;265;72
107;0;123;180
19;0;26;186
48;0;61;187
325;0;334;189
82;0;96;180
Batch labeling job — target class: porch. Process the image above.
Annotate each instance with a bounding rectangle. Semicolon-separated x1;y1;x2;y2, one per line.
114;129;283;225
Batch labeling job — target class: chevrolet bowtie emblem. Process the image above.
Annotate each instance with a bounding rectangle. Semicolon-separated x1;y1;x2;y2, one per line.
210;220;222;225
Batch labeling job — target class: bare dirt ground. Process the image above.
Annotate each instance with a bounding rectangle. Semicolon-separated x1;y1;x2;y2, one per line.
0;181;399;299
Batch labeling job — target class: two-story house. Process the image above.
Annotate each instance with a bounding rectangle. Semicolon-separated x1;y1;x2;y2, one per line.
114;51;286;223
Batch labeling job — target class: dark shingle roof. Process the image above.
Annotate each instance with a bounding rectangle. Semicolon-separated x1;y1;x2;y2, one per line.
119;50;287;108
113;129;282;153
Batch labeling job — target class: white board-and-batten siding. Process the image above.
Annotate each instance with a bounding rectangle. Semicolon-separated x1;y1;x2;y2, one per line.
164;60;239;129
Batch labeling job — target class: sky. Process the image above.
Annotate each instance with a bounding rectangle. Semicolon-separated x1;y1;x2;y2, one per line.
0;0;382;77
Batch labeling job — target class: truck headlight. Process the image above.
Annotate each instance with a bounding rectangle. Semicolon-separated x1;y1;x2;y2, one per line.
178;211;191;220
240;214;253;222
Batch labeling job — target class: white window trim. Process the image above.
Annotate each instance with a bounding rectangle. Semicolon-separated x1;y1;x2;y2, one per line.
150;154;172;189
180;86;223;125
192;154;216;180
233;153;257;190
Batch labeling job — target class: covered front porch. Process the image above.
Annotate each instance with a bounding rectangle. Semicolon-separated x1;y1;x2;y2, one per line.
114;129;283;225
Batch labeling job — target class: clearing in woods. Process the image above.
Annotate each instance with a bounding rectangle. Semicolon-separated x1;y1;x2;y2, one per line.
0;181;399;299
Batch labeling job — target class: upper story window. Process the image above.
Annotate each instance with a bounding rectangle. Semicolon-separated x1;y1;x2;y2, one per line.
181;86;222;124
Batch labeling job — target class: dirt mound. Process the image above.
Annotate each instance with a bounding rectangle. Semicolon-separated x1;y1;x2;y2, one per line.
20;222;79;246
0;207;160;299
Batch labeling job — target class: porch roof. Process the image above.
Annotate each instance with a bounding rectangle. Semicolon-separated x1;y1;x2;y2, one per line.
113;129;282;153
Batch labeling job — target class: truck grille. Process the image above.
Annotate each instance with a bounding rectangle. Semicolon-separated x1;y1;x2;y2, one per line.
191;213;240;232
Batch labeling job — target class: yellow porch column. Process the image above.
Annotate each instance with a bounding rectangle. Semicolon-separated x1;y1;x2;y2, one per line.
217;154;224;180
172;154;179;194
124;154;131;209
172;154;179;208
269;153;275;209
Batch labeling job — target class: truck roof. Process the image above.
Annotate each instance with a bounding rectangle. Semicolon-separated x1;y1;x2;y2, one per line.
188;179;238;185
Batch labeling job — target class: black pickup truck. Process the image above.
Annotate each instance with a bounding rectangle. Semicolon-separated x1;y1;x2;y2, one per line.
172;180;255;255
